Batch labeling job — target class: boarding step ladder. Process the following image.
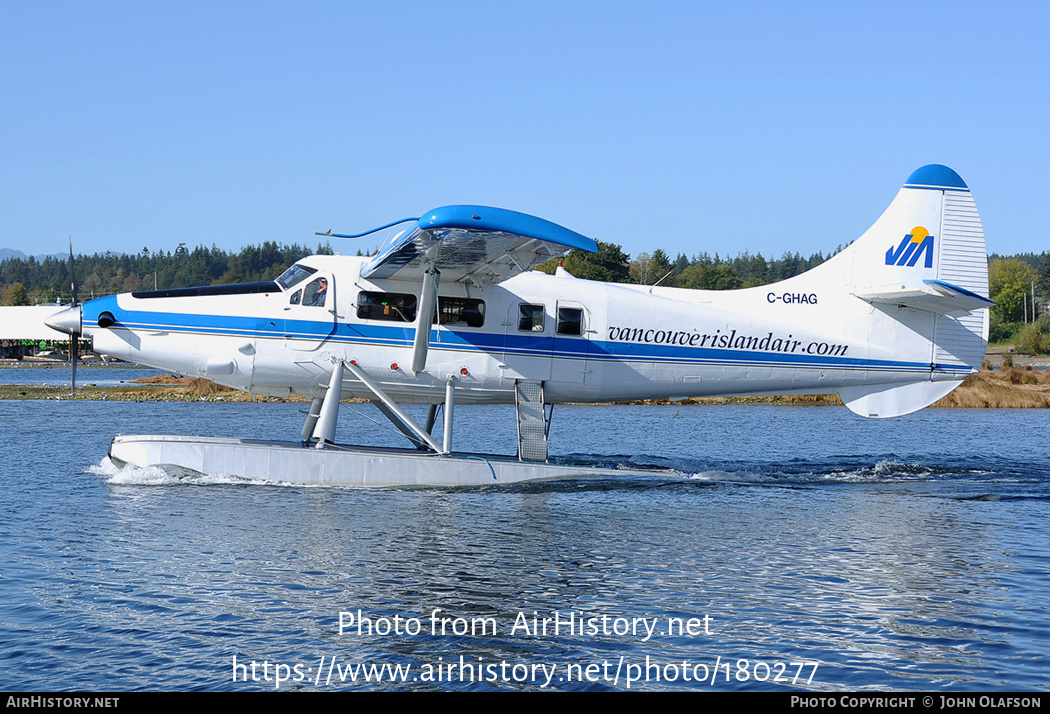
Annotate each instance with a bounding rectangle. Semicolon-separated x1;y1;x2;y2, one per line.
515;380;549;462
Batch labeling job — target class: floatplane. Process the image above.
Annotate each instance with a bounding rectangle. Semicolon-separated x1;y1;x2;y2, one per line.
46;164;991;486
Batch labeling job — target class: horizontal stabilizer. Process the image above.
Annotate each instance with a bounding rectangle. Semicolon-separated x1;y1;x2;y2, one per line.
853;279;995;316
839;380;962;418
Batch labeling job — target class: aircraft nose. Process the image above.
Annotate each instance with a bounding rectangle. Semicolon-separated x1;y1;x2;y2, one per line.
45;305;82;335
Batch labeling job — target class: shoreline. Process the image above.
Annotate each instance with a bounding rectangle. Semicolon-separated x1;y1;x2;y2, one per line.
2;367;1048;408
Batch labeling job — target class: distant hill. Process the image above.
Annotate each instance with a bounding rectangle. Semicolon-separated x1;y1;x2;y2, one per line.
0;248;66;263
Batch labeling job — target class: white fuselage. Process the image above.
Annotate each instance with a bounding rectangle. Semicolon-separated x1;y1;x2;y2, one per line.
48;165;990;431
78;252;961;406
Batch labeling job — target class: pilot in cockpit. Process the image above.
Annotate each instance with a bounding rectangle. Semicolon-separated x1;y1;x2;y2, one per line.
308;278;328;307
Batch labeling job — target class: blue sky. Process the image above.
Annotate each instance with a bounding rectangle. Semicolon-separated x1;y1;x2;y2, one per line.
2;1;1047;263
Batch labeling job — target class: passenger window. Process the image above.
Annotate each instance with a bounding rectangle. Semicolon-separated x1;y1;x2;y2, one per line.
303;278;329;307
289;289;302;305
518;304;545;332
556;307;583;336
436;297;485;328
357;291;418;322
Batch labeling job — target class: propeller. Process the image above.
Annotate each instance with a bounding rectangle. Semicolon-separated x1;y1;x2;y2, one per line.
43;241;83;386
68;236;78;396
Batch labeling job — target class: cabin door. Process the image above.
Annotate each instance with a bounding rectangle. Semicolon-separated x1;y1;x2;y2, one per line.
550;300;591;384
281;272;338;352
502;300;553;383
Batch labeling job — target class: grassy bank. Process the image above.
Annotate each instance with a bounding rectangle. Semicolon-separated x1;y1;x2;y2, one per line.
932;367;1050;409
0;375;306;403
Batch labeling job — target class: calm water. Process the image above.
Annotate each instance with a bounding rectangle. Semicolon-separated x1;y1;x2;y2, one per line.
0;365;163;387
1;400;1047;691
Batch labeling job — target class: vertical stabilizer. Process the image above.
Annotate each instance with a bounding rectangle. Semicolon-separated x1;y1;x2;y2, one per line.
836;164;991;417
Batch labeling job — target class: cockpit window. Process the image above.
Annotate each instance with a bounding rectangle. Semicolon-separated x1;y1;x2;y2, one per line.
304;278;329;307
276;263;317;290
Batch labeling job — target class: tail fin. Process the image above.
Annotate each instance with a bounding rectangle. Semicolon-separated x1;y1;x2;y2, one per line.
832;165;991;417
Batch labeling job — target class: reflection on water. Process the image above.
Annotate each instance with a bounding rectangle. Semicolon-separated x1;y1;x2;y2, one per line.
0;400;1047;690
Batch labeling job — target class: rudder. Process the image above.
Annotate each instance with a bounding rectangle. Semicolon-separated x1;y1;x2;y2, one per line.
838;164;991;417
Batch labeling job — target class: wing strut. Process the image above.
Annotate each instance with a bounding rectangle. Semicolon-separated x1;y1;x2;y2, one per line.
411;268;440;374
443;376;455;454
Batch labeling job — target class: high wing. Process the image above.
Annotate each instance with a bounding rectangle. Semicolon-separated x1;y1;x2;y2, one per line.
354;205;597;285
325;205;597;373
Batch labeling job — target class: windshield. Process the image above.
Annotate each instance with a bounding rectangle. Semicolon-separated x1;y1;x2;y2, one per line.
275;263;317;290
366;219;418;259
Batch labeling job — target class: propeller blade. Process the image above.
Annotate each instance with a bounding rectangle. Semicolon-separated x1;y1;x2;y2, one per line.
71;336;78;397
69;236;78;307
69;236;78;396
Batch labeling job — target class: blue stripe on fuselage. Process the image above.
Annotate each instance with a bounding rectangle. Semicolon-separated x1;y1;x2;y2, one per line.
82;302;968;376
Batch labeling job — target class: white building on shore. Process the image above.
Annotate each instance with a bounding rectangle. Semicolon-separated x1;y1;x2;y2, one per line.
0;305;89;359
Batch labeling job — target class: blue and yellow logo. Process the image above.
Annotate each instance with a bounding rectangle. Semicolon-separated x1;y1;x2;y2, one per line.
886;227;934;268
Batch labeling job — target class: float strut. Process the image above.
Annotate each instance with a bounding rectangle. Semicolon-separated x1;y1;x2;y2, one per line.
371;400;429;451
342;360;444;453
312;360;344;448
424;404;438;435
443;376;455;454
301;397;323;445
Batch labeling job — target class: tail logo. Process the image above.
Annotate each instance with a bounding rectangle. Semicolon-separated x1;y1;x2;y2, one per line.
885;226;934;268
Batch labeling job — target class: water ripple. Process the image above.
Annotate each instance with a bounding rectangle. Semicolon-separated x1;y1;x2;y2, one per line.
1;402;1047;690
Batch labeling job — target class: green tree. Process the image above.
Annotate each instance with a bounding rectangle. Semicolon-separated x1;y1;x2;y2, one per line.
628;251;653;284
649;249;672;283
675;263;743;291
1;281;29;305
1017;316;1050;355
671;253;689;278
539;241;630;282
989;258;1034;324
1036;253;1050;304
